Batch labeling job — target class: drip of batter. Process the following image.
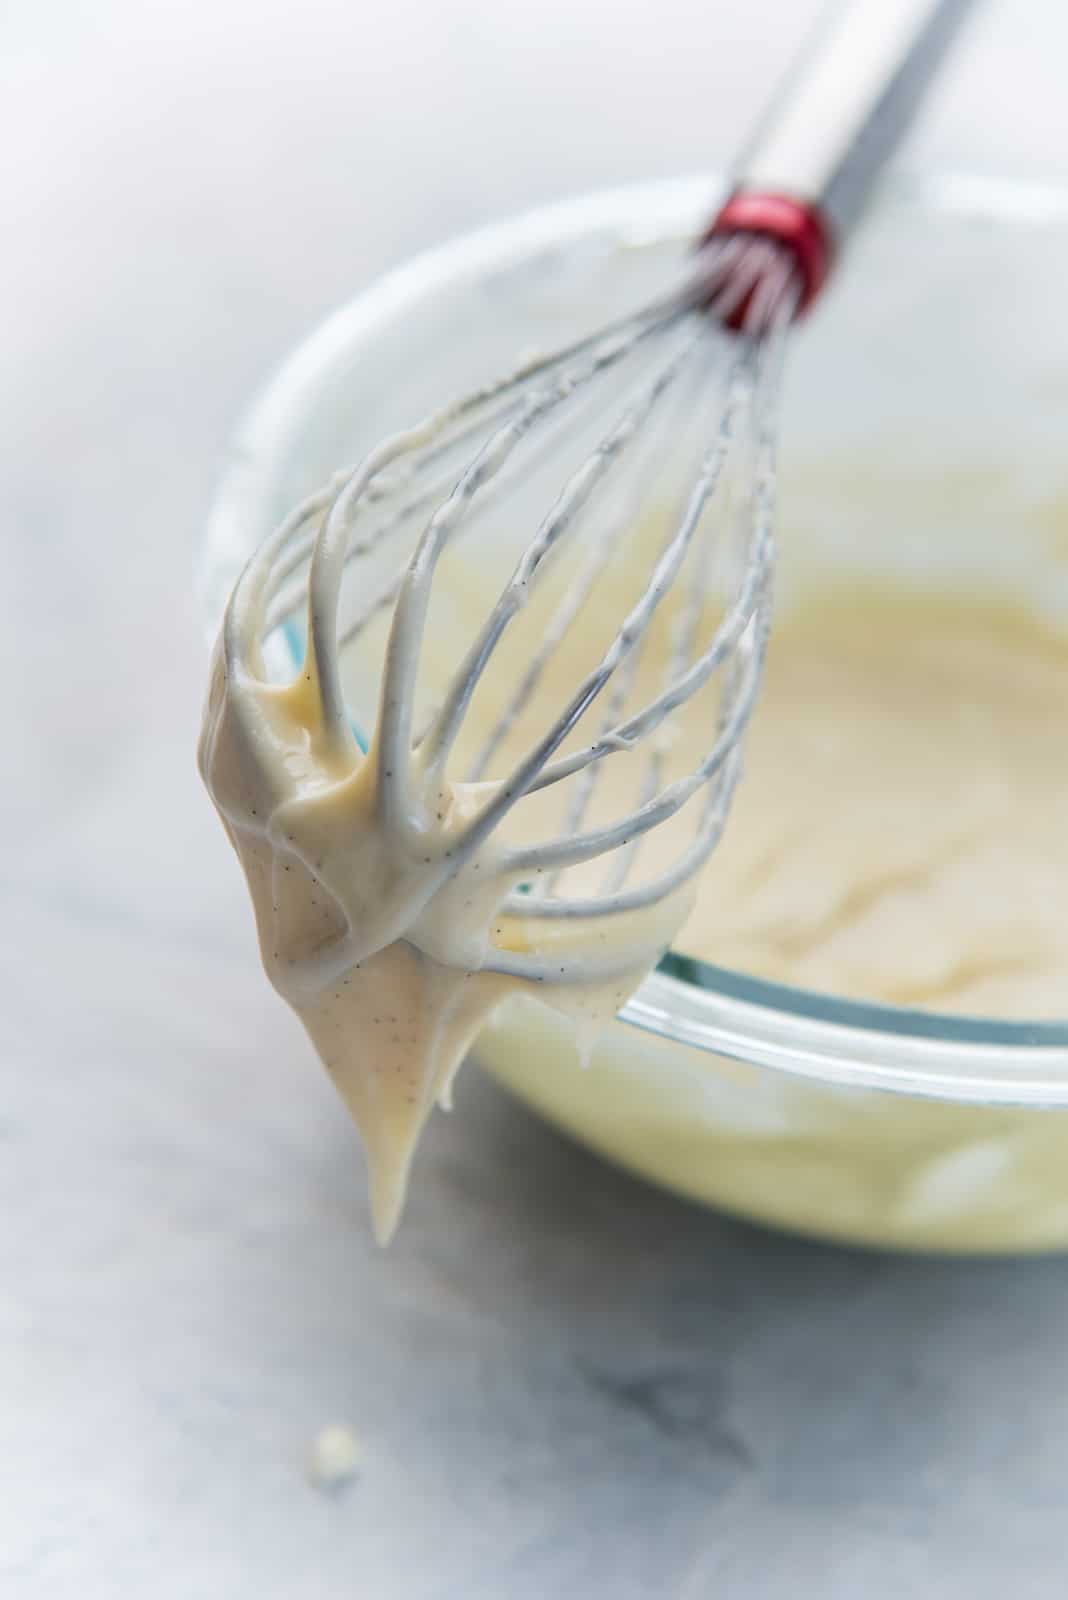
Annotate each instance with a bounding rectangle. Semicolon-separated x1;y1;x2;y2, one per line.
198;608;689;1242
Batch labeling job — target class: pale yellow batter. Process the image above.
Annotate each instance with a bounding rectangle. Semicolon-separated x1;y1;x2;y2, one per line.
685;588;1068;1017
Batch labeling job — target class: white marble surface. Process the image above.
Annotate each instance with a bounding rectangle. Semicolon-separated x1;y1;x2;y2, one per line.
6;1;1068;1594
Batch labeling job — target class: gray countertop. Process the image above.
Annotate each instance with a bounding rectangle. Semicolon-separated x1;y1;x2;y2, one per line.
5;2;1068;1594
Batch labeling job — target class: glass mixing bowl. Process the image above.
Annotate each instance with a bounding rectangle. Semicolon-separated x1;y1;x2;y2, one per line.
201;173;1068;1253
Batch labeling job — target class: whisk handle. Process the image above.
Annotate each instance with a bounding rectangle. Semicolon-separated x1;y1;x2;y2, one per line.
705;0;974;313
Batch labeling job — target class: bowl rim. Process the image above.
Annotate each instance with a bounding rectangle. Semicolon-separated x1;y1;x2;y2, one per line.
202;169;1068;1106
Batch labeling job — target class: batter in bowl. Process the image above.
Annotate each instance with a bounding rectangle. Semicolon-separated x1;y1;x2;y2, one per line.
683;586;1068;1017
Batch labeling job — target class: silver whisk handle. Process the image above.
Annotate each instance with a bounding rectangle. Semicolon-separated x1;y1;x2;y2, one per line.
704;0;975;318
738;0;974;241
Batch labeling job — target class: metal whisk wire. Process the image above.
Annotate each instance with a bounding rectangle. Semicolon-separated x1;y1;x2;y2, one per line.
224;235;795;984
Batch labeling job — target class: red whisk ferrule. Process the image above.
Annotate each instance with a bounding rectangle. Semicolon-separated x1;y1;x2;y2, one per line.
699;191;833;329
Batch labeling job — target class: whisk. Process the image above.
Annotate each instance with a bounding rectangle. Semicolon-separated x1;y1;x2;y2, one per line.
218;0;973;993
